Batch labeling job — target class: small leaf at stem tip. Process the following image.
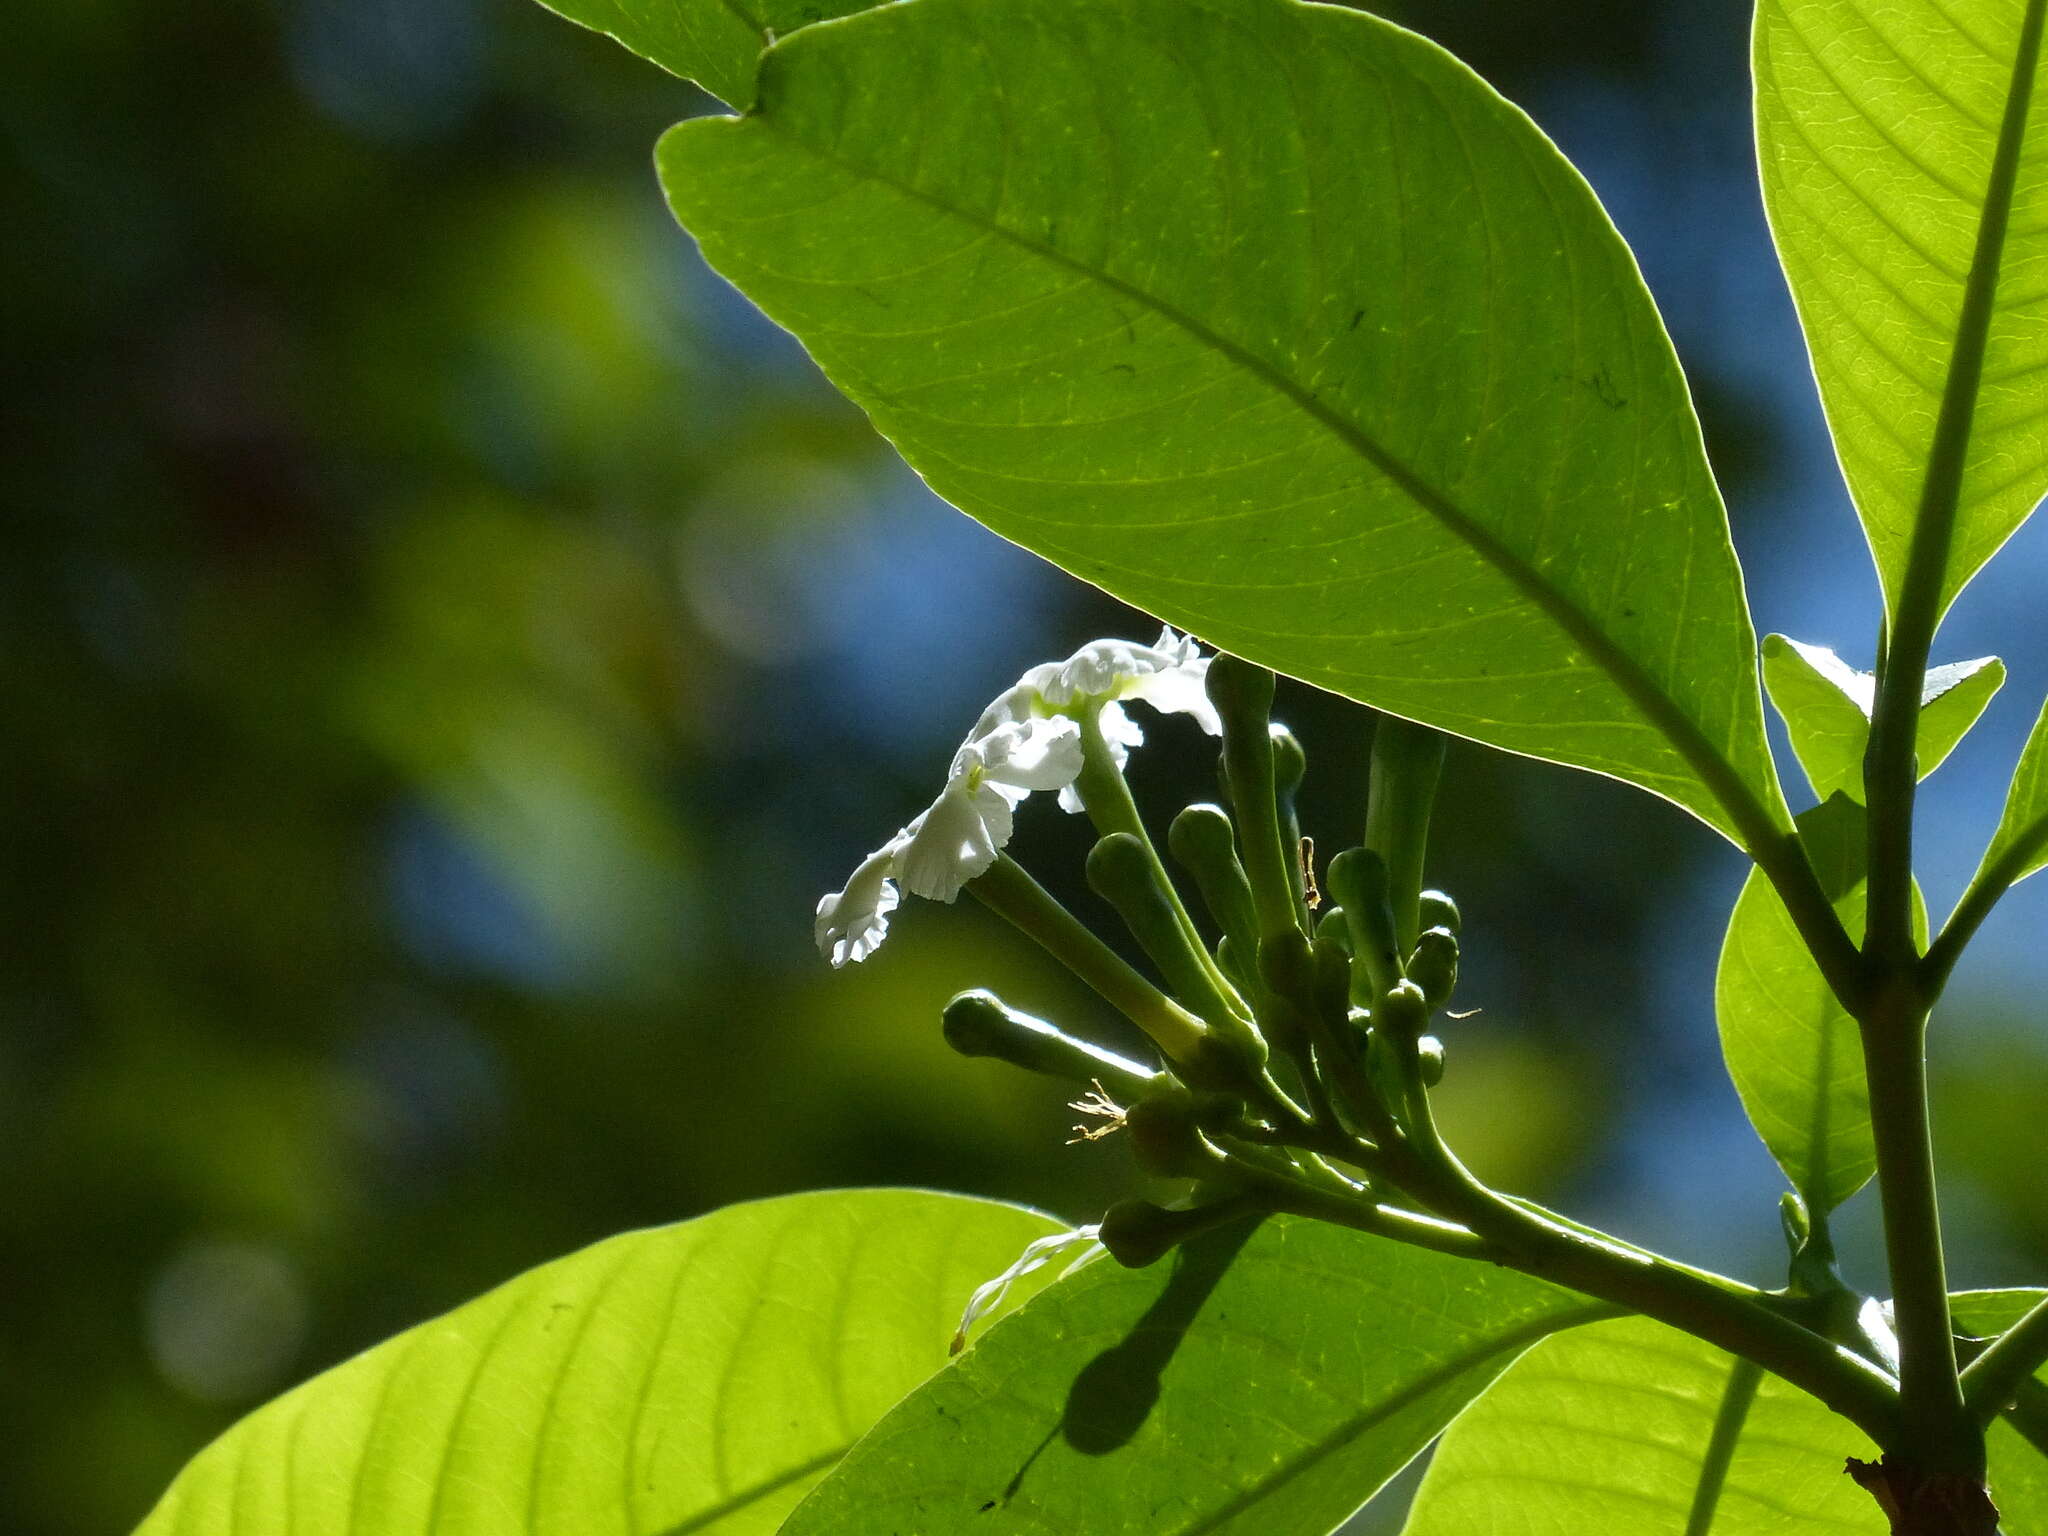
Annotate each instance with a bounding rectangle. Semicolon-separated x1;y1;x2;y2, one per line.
1763;634;2003;801
1970;694;2048;891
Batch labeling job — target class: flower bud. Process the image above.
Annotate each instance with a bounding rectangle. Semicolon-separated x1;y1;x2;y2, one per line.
1204;653;1276;728
1326;848;1402;1002
1123;1089;1217;1179
1406;925;1460;1010
1314;905;1351;953
1169;803;1258;958
1086;832;1232;1034
1311;934;1353;1023
1256;926;1316;1002
1416;1034;1445;1087
941;990;1157;1099
1418;889;1461;936
1098;1194;1259;1269
1374;979;1431;1045
1270;725;1307;802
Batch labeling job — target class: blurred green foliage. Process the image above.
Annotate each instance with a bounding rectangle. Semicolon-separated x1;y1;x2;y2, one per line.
6;1;2045;1532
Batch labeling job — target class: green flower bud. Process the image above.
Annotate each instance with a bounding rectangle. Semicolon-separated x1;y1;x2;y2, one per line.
1124;1089;1218;1179
1086;832;1233;1034
1314;904;1351;953
1270;726;1311;927
1326;848;1402;1003
1215;933;1252;995
1416;1034;1445;1087
1417;889;1461;936
1179;1028;1269;1096
1270;725;1307;802
1206;656;1297;942
1256;926;1316;1002
1205;653;1277;727
1407;925;1460;1010
1311;933;1353;1023
1169;803;1258;959
1098;1194;1259;1269
941;989;1158;1100
1374;979;1430;1045
1780;1191;1811;1252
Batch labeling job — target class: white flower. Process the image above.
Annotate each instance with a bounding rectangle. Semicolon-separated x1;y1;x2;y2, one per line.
972;628;1221;812
815;716;1083;966
814;628;1221;966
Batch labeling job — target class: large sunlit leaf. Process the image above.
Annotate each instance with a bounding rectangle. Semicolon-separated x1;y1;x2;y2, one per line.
1972;694;2048;890
1717;795;1925;1214
1953;1289;2048;1532
1761;634;2003;802
1756;0;2048;621
137;1190;1066;1536
659;0;1788;847
532;0;879;108
782;1213;1608;1535
1401;1315;1884;1535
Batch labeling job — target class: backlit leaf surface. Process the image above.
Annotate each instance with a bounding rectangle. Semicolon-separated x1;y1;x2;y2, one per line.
783;1213;1605;1535
660;0;1786;845
138;1190;1065;1536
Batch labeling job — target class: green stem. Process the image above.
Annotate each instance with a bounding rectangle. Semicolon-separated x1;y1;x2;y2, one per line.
968;854;1210;1067
1381;1083;1901;1444
1865;0;2046;972
1962;1292;2048;1426
1073;707;1249;1021
1846;6;2046;1491
1364;715;1446;956
1860;978;1975;1472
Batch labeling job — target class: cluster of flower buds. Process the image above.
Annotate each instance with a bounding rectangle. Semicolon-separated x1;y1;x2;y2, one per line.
816;633;1472;1272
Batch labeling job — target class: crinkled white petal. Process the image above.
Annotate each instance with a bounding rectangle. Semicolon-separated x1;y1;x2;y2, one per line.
814;843;904;967
897;782;1013;900
1126;655;1219;734
968;661;1061;740
978;715;1084;793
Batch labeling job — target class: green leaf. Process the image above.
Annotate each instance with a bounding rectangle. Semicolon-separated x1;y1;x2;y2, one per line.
1401;1315;1884;1535
531;0;882;109
136;1190;1066;1536
1762;635;2002;802
1763;637;1875;803
1717;797;1926;1214
1951;1291;2048;1531
1755;0;2048;621
1972;694;2048;890
658;0;1788;848
782;1213;1607;1535
1922;655;2009;772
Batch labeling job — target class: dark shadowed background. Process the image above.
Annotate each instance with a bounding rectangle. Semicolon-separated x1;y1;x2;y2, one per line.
8;0;2048;1529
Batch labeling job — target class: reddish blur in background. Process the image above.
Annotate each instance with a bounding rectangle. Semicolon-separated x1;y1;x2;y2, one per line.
8;1;2048;1529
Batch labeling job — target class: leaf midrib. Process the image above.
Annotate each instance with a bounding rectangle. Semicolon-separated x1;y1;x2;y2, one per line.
1176;1303;1616;1534
727;9;1780;848
1889;0;2048;623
